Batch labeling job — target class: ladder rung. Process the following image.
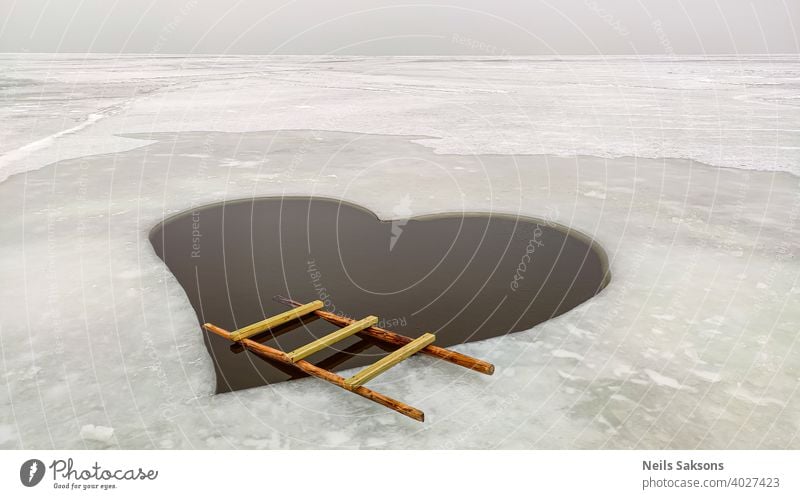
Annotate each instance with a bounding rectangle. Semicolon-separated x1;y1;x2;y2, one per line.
230;300;323;341
344;333;436;389
286;315;379;362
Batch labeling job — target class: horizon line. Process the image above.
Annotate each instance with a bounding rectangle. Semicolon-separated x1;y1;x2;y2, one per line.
1;51;798;57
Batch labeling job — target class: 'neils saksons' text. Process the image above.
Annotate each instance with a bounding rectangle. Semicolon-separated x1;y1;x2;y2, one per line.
644;460;724;471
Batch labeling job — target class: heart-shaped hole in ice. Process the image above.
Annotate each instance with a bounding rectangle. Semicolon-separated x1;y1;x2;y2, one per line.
150;196;609;393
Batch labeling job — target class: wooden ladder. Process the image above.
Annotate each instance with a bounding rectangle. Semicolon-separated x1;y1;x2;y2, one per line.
203;296;495;422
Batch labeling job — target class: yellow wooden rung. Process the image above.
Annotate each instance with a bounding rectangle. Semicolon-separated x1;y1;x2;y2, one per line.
229;300;323;341
344;333;436;389
286;315;379;362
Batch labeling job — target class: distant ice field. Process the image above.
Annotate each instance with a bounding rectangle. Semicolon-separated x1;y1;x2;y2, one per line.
0;54;799;181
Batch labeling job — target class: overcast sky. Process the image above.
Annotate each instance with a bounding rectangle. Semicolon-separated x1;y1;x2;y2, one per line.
0;0;797;55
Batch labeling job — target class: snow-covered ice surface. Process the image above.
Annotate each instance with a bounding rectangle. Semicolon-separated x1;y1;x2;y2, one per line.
0;54;798;449
3;54;799;181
